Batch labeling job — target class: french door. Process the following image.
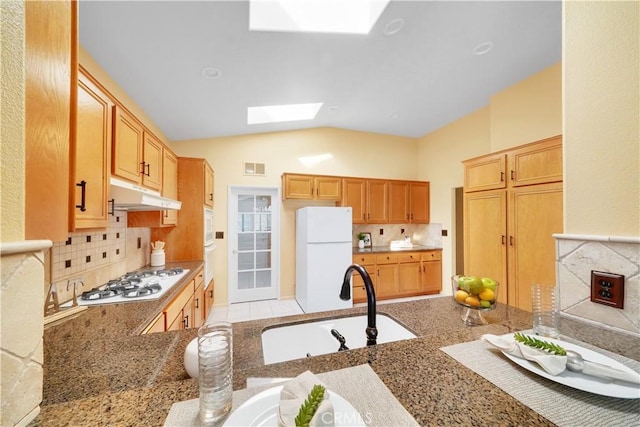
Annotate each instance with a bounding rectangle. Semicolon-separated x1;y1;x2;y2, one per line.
228;187;280;303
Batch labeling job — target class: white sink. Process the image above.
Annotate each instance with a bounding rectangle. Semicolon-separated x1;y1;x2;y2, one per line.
261;314;416;364
390;240;413;249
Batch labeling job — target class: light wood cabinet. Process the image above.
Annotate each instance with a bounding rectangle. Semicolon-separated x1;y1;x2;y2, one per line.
112;106;144;183
282;173;341;201
72;69;112;230
204;161;214;207
375;254;399;299
142;132;163;191
366;180;389;223
420;251;442;294
150;157;213;262
162;149;178;225
342;178;367;224
388;181;430;224
464;152;507;193
204;281;215;319
351;254;376;303
462;136;563;310
143;267;206;333
25;0;76;241
397;252;421;295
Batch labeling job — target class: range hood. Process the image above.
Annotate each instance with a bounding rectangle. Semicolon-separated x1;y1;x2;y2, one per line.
110;177;181;211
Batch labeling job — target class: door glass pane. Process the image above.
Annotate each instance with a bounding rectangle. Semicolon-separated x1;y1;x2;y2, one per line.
238;195;255;212
256;233;270;250
238;233;255;251
256;270;271;288
256;251;271;269
238;214;254;232
238;271;254;290
238;252;254;270
256;195;271;211
257;213;271;231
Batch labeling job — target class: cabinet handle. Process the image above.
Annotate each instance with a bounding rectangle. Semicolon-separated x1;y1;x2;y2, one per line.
75;180;87;212
501;235;506;245
164;210;168;218
140;161;146;176
406;214;410;220
209;289;213;298
500;171;505;182
108;198;115;216
410;213;413;220
509;236;514;246
510;170;515;181
209;193;213;201
145;163;150;177
183;315;189;329
362;213;366;220
195;298;199;309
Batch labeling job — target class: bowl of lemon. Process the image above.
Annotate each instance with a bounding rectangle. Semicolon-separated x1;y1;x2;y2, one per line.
451;275;499;325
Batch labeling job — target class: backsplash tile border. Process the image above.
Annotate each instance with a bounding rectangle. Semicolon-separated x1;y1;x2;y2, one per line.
554;233;640;337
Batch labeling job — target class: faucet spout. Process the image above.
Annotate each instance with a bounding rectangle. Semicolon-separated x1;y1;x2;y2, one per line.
340;264;377;346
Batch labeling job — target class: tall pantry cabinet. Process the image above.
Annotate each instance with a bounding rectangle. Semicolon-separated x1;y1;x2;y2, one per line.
462;135;563;311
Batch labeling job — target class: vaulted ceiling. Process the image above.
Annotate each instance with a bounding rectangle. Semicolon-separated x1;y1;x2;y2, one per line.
79;1;562;141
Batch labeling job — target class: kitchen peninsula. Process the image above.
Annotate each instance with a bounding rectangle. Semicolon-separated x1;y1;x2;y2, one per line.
32;279;639;426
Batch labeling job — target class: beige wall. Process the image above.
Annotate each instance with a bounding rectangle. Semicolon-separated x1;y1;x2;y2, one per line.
564;0;639;236
79;47;170;144
490;62;563;152
416;107;491;293
170;128;418;304
1;0;26;243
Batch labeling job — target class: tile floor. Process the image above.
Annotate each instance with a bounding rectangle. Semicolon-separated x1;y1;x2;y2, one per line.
205;294;440;324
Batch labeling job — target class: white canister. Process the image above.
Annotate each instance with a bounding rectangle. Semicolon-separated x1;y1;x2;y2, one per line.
151;250;165;267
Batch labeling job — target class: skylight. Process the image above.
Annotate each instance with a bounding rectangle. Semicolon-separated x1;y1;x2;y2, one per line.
247;103;324;125
249;0;390;34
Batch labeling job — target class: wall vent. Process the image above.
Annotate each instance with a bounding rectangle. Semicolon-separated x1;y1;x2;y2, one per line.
243;162;266;176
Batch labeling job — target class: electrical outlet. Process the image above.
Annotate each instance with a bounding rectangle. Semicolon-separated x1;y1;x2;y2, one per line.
379;228;384;235
590;270;624;309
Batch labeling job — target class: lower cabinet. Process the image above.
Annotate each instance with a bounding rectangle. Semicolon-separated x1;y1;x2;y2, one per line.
142;266;208;334
204;280;214;320
352;251;442;303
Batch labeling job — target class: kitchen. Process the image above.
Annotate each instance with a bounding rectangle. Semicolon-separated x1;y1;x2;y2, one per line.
2;1;639;426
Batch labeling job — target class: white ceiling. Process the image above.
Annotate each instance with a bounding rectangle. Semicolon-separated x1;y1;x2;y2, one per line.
78;0;562;141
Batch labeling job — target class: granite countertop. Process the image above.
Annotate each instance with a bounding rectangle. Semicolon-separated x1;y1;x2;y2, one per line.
32;282;640;426
353;245;442;254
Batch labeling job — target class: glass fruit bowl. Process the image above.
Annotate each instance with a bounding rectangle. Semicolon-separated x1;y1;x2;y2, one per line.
451;275;499;325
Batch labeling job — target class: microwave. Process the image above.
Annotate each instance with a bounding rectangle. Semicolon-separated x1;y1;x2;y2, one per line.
204;208;214;246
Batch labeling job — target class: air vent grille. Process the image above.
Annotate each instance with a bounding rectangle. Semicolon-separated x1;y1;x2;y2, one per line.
244;162;265;176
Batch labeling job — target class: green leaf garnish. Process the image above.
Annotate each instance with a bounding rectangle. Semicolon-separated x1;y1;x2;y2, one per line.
295;384;326;427
514;332;566;356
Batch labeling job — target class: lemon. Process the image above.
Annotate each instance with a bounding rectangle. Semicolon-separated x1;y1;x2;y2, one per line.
455;290;469;303
479;288;495;301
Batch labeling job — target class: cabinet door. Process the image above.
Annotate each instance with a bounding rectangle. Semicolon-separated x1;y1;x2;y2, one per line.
409;182;430;223
162;149;178;225
204;161;214;207
366;180;388;223
182;294;195;329
509;136;562;187
398;256;421;296
204;281;215;319
388;181;409;223
314;176;341;200
341;178;367;224
507;182;563;310
73;71;112;230
142;313;165;334
463;153;507;193
463;189;507;303
351;265;375;304
421;259;442;294
376;263;399;299
282;174;314;199
142;132;163;191
193;283;205;329
112;106;143;183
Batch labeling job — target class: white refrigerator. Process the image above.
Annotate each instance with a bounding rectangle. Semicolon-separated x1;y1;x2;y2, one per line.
296;207;353;313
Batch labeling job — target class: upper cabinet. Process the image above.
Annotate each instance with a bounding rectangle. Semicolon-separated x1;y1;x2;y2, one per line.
282;173;341;201
162;149;179;225
25;0;76;241
339;178;388;224
112;106;144;183
72;69;112;230
463;135;562;193
388;180;430;223
204;161;214;207
142;132;163;191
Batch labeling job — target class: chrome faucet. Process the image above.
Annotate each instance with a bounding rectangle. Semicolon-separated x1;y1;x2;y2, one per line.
339;264;378;346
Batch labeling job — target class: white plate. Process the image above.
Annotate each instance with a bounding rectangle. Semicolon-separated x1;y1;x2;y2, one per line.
500;333;640;399
223;385;366;427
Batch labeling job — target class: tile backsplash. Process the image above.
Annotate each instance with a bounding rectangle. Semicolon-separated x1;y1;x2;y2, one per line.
352;223;443;248
555;234;639;337
46;212;151;306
